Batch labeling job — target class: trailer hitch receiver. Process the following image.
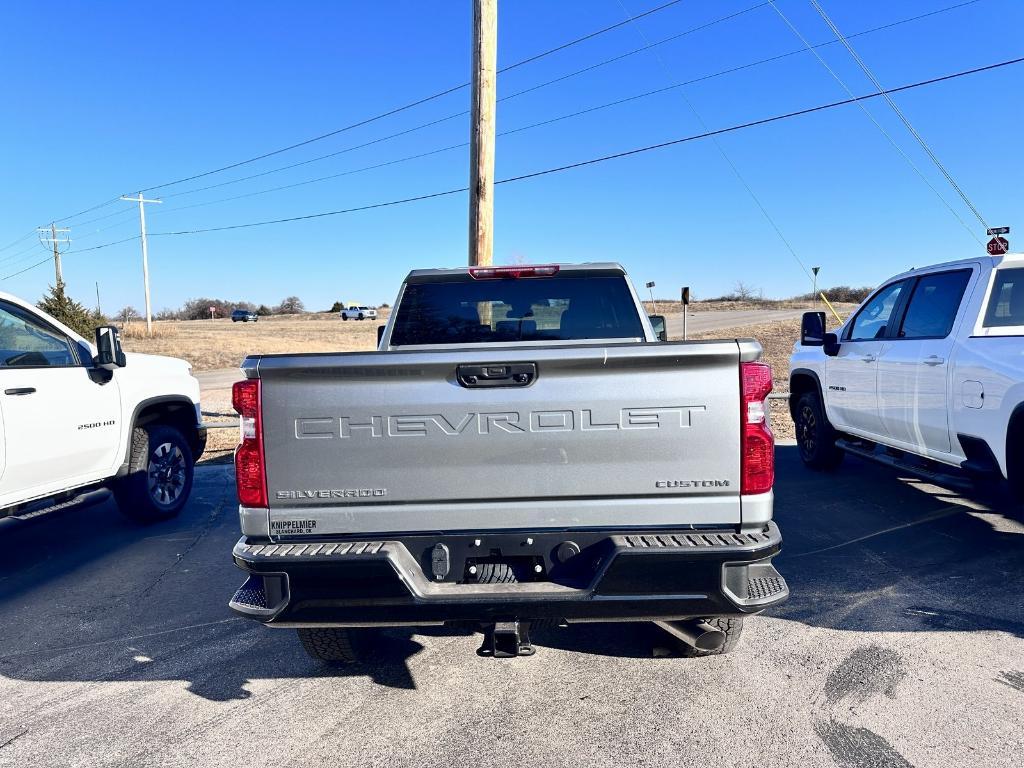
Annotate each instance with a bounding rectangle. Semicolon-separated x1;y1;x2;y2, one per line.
478;621;535;658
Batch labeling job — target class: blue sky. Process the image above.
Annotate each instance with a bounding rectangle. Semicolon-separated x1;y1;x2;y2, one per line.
1;0;1022;312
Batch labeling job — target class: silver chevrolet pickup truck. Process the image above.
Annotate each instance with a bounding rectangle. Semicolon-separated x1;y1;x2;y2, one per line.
228;263;787;661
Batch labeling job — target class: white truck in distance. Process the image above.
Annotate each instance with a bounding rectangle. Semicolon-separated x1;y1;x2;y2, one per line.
790;252;1024;497
339;305;377;321
0;292;206;526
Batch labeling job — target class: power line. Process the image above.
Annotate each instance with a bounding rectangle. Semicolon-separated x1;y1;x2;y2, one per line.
0;230;39;254
496;57;1024;185
7;55;1019;281
767;0;983;244
146;57;1023;238
1;0;692;243
150;0;990;221
807;0;989;230
160;142;469;215
615;0;813;282
2;0;986;248
135;0;689;194
0;210;139;271
0;240;47;267
158;110;468;200
1;236;139;281
157;1;772;204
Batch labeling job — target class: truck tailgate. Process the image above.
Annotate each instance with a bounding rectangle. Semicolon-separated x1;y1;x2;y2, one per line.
254;341;747;536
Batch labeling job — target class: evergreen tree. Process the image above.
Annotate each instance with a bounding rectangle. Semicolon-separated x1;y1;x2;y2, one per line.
37;280;97;338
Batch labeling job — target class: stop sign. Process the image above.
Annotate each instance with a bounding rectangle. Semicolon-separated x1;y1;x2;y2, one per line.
987;236;1009;255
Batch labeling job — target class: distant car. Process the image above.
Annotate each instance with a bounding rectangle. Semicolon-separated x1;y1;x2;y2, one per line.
232;309;259;323
339;305;377;321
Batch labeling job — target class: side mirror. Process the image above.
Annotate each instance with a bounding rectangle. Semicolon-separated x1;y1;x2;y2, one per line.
377;325;386;346
823;332;841;357
800;312;826;346
648;314;668;342
94;325;126;369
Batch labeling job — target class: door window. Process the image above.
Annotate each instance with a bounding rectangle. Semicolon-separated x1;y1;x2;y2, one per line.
0;303;76;368
847;281;906;341
898;270;971;339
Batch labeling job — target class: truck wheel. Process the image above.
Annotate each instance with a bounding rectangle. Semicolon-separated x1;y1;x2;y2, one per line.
297;628;364;664
342;314;348;321
1008;430;1024;503
795;391;844;470
114;424;194;523
679;616;744;657
358;314;364;320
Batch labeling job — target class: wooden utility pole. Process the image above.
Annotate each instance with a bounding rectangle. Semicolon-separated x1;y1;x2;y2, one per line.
468;0;497;266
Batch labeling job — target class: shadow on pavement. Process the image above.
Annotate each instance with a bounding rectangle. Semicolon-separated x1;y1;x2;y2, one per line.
1;447;1023;698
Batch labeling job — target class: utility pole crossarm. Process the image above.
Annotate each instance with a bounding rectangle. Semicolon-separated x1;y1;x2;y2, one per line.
38;224;71;284
121;193;162;336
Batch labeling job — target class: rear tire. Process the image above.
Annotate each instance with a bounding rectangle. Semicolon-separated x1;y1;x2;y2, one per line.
1007;425;1024;503
677;616;744;657
114;424;194;523
795;391;844;471
342;314;348;321
297;628;365;664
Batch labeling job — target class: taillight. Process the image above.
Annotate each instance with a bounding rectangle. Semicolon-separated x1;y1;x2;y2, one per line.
740;362;774;495
232;379;267;508
469;265;559;279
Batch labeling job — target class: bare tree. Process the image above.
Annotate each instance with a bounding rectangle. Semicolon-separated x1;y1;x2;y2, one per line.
119;306;140;324
732;281;759;301
275;296;305;315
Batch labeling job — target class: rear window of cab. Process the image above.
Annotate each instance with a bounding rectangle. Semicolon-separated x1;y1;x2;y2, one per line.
983;267;1024;328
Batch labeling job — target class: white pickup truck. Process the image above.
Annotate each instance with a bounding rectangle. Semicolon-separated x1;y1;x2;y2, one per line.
339;305;377;321
790;252;1024;497
0;291;206;526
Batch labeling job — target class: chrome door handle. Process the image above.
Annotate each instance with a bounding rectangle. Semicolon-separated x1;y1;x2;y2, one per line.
4;387;36;396
923;356;945;366
861;354;876;363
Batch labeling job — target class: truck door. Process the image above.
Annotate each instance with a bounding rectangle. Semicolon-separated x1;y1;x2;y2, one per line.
876;269;973;454
0;399;6;488
0;301;120;504
825;280;908;436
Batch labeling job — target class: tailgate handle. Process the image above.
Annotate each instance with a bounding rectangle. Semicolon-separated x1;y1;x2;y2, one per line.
457;363;536;388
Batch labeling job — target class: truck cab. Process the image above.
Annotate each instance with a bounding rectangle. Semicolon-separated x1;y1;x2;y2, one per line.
0;291;206;526
790;253;1024;495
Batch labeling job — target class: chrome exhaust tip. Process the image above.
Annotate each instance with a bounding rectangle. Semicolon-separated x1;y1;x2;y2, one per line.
654;619;726;651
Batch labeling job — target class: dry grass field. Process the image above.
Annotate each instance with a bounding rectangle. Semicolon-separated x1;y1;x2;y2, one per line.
693;317;802;440
120;310;389;371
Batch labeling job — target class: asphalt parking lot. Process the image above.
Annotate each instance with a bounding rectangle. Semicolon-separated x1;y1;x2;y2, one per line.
1;445;1021;768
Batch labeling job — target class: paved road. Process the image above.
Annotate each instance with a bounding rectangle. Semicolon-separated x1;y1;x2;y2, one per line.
664;308;805;338
196;367;244;392
193;309;806;398
1;447;1021;767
